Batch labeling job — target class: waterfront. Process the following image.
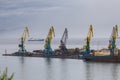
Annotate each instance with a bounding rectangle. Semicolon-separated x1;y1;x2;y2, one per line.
0;38;120;80
1;55;120;80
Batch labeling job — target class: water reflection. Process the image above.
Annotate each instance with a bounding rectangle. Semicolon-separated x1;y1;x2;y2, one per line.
84;62;120;80
18;57;26;80
84;62;93;80
111;63;118;80
19;57;25;64
44;58;69;80
60;59;68;80
2;55;120;80
45;58;53;80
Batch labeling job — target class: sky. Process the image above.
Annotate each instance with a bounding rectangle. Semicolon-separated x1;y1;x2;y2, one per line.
0;0;120;39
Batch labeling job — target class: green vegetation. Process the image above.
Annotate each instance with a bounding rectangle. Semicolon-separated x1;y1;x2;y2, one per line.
0;68;14;80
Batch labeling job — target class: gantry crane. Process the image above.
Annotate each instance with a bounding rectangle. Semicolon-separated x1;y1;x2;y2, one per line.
108;25;118;55
83;25;93;57
43;26;55;56
18;27;29;53
59;28;68;54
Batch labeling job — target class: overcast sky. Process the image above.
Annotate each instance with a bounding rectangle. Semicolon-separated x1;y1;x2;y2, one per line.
0;0;120;39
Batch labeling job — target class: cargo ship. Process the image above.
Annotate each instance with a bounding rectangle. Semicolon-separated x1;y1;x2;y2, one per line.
82;55;120;62
81;48;120;62
81;25;120;62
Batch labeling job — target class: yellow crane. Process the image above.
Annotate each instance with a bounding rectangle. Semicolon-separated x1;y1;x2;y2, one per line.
19;26;30;53
21;26;29;43
43;26;55;56
108;25;118;55
83;25;93;56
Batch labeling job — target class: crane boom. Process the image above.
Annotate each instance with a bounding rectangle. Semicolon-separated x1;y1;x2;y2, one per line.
22;27;30;43
44;26;55;49
111;25;118;40
85;25;93;44
108;25;118;55
83;25;93;56
60;28;68;46
19;26;30;52
43;26;55;56
58;28;68;54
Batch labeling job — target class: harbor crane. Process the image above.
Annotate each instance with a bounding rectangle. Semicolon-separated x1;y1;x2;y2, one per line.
43;26;55;56
108;25;118;55
18;27;30;53
59;28;68;54
82;25;93;57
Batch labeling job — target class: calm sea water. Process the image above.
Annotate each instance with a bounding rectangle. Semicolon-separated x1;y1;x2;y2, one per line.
0;38;120;80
